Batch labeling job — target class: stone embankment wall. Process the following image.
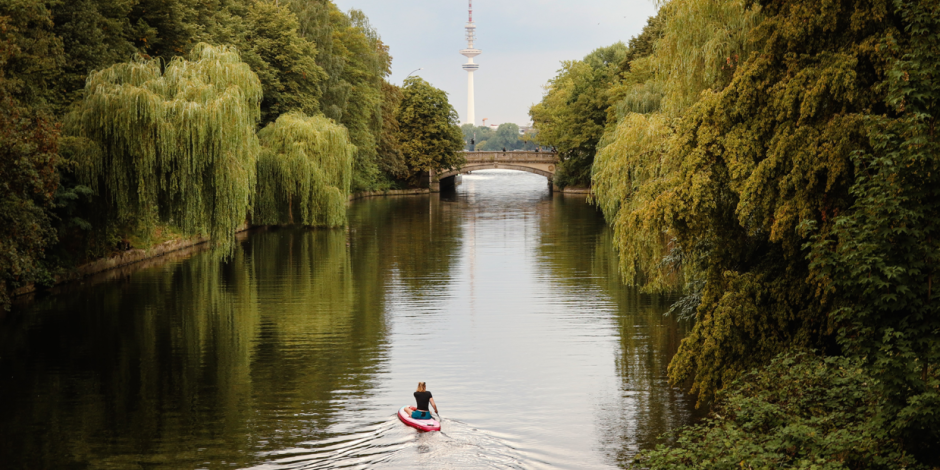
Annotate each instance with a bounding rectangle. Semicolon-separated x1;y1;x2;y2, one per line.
347;188;430;200
560;187;592;195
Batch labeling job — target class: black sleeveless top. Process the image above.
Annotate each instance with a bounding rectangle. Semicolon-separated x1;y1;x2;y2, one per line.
414;391;432;411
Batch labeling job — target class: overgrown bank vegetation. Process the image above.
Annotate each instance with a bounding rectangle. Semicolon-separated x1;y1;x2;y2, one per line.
532;0;939;466
0;0;464;307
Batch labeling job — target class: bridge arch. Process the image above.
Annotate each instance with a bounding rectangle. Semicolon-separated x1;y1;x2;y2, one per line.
428;151;559;192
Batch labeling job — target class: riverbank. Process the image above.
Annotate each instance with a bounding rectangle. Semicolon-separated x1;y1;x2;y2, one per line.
13;189;433;300
12;225;251;299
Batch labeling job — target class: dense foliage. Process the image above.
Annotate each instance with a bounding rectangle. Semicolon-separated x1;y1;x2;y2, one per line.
807;0;940;454
461;123;536;152
638;352;921;469
543;0;940;463
0;4;61;307
397;77;465;185
376;81;408;179
0;95;59;308
238;1;325;126
0;0;461;305
286;0;395;192
529;43;627;187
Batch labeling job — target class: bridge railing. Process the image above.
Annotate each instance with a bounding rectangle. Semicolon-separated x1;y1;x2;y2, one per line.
461;151;558;163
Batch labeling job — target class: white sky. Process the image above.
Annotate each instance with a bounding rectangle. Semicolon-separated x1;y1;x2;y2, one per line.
332;0;659;127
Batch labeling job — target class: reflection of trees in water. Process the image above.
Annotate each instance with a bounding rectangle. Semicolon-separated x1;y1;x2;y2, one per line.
245;227;381;441
534;196;703;465
0;251;260;468
347;196;462;297
0;197;462;469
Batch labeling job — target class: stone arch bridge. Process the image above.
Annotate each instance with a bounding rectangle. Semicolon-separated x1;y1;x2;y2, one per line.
425;151;560;192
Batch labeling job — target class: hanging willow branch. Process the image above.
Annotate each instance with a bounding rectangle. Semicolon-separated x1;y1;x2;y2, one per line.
66;43;262;254
254;112;354;227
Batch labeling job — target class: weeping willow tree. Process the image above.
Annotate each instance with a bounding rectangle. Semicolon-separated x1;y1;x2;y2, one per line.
646;0;762;115
253;112;354;227
66;43;262;253
593;0;759;294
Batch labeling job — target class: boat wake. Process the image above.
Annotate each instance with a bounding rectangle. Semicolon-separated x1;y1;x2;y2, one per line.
245;414;527;469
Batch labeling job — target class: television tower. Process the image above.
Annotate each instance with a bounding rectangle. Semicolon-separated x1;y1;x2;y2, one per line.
460;1;481;126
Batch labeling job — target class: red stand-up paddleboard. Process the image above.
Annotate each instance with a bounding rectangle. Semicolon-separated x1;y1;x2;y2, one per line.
398;406;441;432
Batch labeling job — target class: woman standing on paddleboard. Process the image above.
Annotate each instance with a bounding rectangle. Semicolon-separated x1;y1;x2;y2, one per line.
411;382;438;419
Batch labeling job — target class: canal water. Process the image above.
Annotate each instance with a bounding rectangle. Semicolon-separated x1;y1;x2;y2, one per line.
0;170;701;469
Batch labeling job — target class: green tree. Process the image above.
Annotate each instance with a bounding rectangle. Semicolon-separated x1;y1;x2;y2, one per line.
0;94;60;309
254;112;354;227
661;0;898;410
376;80;407;180
286;0;393;192
330;9;391;192
49;0;137;113
65;44;262;254
0;0;64;111
529;42;627;188
617;14;663;76
461;123;493;151
0;2;64;307
592;0;892;407
476;123;524;151
397;77;465;185
238;0;325;126
590;0;940;461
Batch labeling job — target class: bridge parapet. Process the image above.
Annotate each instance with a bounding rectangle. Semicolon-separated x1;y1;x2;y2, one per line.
462;151;558;164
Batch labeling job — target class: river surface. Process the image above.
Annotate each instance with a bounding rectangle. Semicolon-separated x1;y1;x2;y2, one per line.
1;170;702;469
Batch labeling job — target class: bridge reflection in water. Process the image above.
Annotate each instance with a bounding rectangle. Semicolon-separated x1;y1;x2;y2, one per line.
426;151;560;192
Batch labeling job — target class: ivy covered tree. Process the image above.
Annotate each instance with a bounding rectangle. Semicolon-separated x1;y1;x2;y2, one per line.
397;77;465;186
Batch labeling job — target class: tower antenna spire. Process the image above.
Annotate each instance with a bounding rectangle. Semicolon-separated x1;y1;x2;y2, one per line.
460;1;481;125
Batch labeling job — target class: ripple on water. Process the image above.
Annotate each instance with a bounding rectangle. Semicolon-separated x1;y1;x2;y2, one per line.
248;415;529;470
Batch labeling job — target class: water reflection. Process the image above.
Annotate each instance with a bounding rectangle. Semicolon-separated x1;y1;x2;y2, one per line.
1;170;699;469
534;196;703;465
